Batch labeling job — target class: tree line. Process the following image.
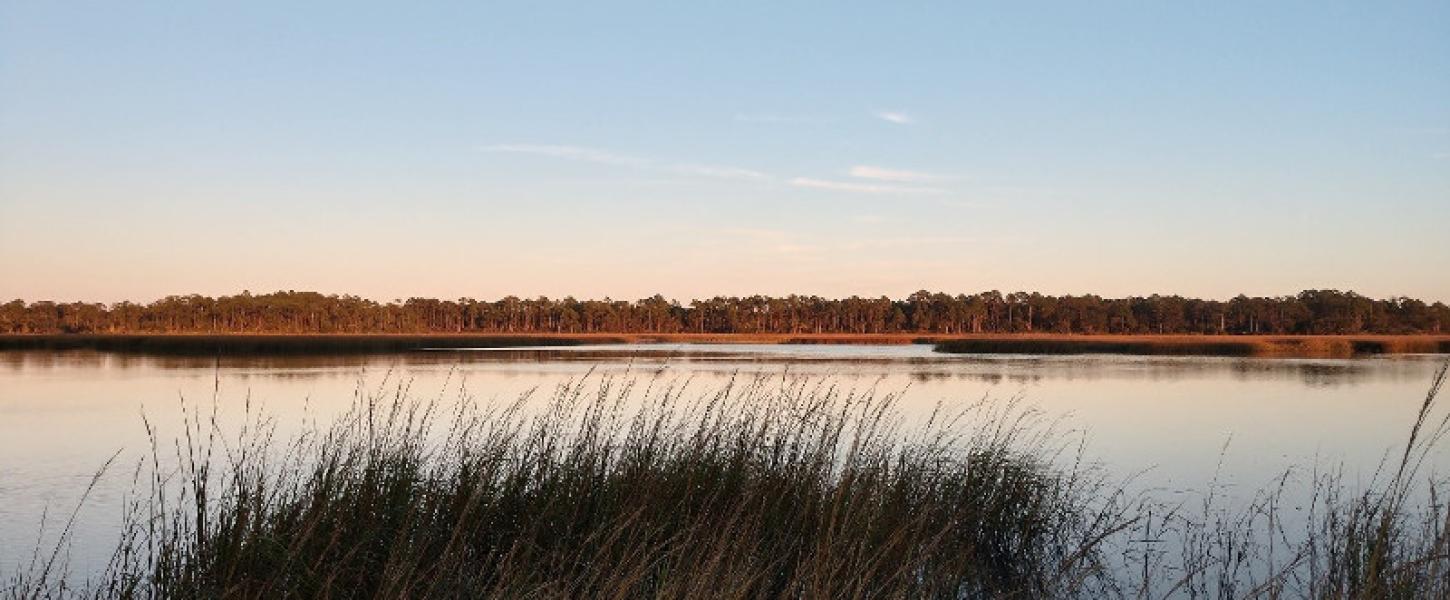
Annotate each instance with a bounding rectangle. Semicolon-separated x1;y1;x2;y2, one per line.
1;289;1445;336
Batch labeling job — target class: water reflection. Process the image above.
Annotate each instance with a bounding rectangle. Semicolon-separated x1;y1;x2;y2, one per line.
0;346;1432;388
1;346;1446;578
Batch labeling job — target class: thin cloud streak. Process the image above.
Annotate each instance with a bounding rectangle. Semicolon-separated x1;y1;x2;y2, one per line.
481;143;968;193
674;164;770;180
849;165;940;182
874;110;914;125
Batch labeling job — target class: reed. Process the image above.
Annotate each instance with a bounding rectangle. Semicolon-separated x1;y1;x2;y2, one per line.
7;364;1450;598
6;374;1122;598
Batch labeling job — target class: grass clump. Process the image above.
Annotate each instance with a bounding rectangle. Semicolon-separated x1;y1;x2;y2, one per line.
12;374;1119;599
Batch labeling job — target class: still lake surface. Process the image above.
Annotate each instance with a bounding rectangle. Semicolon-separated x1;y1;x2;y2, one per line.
2;344;1447;577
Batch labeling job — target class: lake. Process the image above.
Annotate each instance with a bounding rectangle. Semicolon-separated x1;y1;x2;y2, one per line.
2;344;1447;578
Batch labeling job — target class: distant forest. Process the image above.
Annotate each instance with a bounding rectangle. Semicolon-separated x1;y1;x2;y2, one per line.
2;289;1446;336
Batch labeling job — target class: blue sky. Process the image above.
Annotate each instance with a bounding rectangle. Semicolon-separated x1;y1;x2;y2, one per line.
2;2;1447;302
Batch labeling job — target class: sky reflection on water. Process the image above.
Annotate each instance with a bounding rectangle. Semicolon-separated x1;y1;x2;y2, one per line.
1;345;1446;577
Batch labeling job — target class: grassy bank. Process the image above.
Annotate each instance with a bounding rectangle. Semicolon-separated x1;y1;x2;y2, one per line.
2;333;1448;357
933;334;1450;358
7;365;1450;598
0;334;628;355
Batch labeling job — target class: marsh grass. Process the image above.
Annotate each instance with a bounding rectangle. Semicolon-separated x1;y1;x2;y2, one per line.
933;336;1450;358
7;363;1450;599
0;334;622;355
6;372;1124;598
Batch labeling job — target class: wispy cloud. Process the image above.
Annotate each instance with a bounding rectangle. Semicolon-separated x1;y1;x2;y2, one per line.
789;177;940;195
849;165;941;183
674;164;770;180
873;110;914;125
479;144;649;167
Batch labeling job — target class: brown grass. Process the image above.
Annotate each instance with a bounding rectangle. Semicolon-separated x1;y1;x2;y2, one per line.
933;334;1450;358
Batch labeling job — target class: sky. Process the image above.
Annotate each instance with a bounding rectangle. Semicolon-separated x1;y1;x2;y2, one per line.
1;2;1448;304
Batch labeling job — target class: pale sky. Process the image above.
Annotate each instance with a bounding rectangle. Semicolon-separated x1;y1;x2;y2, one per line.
2;2;1447;303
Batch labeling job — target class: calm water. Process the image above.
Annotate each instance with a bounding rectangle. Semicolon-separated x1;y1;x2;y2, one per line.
1;344;1447;577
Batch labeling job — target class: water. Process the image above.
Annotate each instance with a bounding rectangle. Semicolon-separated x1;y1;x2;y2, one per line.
1;344;1446;578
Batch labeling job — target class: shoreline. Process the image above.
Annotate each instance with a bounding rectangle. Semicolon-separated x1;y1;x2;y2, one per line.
1;333;1447;358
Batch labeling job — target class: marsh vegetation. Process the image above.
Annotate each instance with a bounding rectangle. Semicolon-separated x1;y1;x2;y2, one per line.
5;363;1450;598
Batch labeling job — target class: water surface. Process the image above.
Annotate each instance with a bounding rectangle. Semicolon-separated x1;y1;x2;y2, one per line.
1;345;1445;577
